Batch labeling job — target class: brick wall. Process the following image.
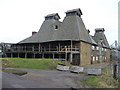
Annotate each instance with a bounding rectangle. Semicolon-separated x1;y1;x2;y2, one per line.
80;41;91;65
106;49;110;62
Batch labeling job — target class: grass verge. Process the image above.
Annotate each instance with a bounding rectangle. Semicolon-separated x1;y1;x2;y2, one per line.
2;58;59;69
80;67;118;88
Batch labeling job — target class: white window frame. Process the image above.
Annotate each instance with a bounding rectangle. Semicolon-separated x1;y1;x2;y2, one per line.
102;48;104;51
96;56;98;61
105;56;106;60
92;46;95;50
93;56;95;61
105;48;106;51
96;46;99;50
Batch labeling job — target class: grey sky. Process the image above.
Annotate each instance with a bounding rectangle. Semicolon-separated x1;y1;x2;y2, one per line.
0;0;118;46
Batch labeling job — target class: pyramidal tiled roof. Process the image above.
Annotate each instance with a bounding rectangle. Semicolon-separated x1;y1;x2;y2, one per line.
93;28;110;48
19;8;92;44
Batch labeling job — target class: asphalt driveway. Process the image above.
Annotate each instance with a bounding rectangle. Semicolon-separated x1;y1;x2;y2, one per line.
2;68;90;88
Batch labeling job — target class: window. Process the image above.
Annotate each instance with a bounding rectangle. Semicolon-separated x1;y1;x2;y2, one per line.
93;56;95;61
54;25;58;30
96;56;98;61
105;56;106;60
102;48;104;51
105;49;106;51
92;46;95;50
96;46;99;50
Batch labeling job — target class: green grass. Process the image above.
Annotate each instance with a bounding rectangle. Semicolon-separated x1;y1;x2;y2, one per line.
2;58;59;69
81;67;118;88
58;61;71;66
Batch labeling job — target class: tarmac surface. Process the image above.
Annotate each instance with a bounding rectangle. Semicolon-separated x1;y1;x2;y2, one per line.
2;63;109;88
2;68;90;88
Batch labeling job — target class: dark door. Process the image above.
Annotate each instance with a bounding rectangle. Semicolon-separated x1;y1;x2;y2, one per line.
72;53;80;65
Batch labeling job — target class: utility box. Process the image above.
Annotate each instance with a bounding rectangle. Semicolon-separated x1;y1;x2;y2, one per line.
87;68;101;75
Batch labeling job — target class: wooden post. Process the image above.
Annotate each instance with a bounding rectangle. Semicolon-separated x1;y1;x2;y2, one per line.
59;43;60;51
18;53;19;58
41;46;42;52
33;53;35;59
32;45;34;52
42;53;44;58
25;53;27;58
75;46;76;51
59;53;61;60
11;53;13;58
53;53;54;59
25;46;26;52
65;52;67;61
49;44;50;52
44;47;46;51
39;44;40;52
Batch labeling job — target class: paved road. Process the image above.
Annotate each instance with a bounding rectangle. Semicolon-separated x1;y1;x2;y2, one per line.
2;68;91;88
2;71;46;89
2;63;109;89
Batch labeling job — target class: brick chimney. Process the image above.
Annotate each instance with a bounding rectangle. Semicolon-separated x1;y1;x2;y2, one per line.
32;31;37;35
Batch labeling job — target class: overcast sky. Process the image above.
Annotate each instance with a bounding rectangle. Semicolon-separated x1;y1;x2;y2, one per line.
0;0;119;46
